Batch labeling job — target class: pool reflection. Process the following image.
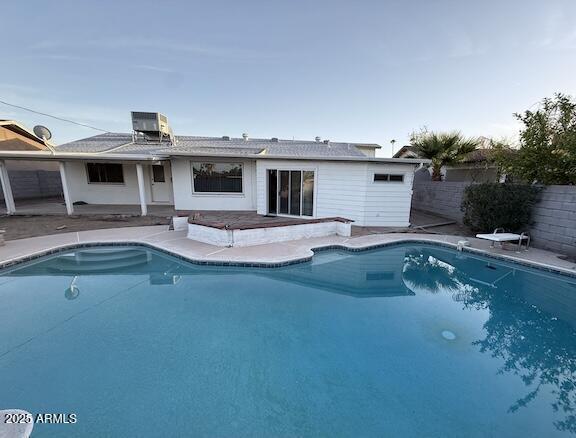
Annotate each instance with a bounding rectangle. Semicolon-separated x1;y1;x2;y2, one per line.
399;245;576;434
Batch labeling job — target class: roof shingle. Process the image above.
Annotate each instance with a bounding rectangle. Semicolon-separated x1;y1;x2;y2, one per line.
56;133;373;158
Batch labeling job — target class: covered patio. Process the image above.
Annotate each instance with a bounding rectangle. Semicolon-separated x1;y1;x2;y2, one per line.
0;196;176;216
0;154;173;217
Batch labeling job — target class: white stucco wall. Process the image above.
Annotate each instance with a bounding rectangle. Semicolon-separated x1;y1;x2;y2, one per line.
187;220;351;247
170;158;257;211
65;161;142;205
64;161;173;205
363;163;415;227
256;159;416;226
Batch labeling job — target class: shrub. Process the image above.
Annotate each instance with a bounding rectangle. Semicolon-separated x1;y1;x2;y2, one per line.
461;183;541;232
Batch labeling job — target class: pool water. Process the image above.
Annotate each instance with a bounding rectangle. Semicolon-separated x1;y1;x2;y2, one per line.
1;244;575;437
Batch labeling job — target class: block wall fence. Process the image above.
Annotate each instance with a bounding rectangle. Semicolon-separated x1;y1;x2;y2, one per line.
412;181;576;255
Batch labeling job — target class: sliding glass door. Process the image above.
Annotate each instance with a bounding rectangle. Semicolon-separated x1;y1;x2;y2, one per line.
279;171;289;214
267;169;314;217
302;171;314;216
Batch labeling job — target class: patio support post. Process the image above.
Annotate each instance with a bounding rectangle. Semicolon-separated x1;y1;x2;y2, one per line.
0;160;16;215
136;163;148;216
58;161;74;215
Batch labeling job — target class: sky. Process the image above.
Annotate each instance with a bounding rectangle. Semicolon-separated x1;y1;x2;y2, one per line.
1;0;575;157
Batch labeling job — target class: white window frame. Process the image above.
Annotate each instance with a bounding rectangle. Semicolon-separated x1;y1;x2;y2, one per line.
85;162;126;185
373;173;405;183
191;161;245;196
265;166;317;218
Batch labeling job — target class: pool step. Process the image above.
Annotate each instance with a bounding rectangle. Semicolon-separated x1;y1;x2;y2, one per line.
46;250;150;274
74;248;148;262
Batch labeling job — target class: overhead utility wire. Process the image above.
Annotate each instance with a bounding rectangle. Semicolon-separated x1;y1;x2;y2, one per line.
0;99;110;133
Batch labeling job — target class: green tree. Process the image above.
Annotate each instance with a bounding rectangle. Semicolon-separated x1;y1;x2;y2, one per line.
410;130;479;181
495;93;576;185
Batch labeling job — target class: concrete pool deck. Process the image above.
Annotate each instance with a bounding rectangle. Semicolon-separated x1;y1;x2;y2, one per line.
0;225;575;274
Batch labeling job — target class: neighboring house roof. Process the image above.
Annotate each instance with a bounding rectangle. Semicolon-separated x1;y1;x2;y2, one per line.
393;141;497;165
460;148;493;163
0;120;50;151
392;145;420;158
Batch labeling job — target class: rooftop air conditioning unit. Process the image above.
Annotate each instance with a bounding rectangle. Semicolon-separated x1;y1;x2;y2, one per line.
131;111;174;143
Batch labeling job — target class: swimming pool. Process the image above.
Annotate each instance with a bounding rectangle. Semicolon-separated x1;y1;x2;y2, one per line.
1;243;575;437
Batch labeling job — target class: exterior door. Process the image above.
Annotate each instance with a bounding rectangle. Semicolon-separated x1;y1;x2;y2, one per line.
150;164;171;203
267;169;314;217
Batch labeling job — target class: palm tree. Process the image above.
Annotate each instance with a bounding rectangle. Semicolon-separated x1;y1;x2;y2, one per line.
410;130;479;181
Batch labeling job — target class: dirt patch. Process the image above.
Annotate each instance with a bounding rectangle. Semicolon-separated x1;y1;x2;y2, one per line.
0;214;171;241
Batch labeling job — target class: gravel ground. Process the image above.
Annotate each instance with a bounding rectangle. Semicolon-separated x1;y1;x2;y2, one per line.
0;214;171;241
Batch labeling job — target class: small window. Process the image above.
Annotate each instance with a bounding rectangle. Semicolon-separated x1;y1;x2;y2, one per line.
374;173;403;182
87;163;124;184
152;165;166;182
192;162;243;193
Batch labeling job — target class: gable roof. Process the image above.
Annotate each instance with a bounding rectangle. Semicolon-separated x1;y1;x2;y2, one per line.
392;145;420;158
0;120;51;151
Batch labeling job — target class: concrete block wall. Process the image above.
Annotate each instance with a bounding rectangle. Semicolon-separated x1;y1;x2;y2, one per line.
0;170;63;201
412;181;576;255
530;185;576;255
411;181;471;222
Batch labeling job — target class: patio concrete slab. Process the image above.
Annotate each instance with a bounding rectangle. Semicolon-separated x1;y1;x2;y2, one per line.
0;225;575;274
1;197;176;217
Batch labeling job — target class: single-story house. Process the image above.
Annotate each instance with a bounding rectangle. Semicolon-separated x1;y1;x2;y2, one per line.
0;114;427;227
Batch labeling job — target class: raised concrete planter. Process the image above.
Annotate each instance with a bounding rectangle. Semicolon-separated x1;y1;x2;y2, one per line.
187;220;352;247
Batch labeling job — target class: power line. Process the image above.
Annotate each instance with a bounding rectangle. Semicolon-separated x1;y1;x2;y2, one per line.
0;99;110;133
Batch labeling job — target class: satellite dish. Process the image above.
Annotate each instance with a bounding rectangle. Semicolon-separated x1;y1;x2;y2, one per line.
33;125;52;140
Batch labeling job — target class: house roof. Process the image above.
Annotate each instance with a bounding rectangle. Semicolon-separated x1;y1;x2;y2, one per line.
0;132;429;164
54;133;372;158
393;141;496;164
392;145;419;158
0;120;50;150
461;148;493;163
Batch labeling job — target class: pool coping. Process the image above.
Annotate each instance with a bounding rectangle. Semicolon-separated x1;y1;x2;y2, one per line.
0;228;575;279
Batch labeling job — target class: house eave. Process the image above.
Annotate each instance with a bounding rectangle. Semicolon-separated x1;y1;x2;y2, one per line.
0;149;430;165
0;150;169;162
168;151;430;165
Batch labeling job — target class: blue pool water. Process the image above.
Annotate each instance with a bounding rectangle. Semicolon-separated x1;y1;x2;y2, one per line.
1;243;576;437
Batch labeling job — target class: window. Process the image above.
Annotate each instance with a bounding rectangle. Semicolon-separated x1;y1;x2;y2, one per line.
86;163;124;184
374;173;404;182
192;162;243;193
152;165;166;183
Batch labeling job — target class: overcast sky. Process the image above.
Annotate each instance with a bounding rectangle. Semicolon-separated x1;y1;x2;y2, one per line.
1;0;575;156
